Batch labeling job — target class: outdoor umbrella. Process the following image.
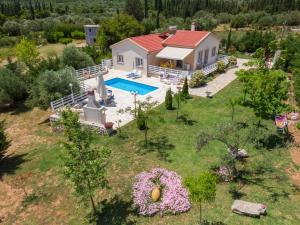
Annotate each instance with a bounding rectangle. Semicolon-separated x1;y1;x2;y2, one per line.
97;73;107;100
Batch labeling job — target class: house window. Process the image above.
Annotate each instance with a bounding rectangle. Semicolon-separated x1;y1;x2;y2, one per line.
117;55;124;64
135;57;143;68
198;51;203;64
212;47;216;57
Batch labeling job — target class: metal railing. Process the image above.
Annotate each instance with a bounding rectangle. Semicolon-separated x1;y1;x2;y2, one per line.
50;92;88;112
148;65;191;78
200;55;229;76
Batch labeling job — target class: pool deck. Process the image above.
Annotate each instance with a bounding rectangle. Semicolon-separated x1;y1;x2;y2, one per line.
84;69;179;127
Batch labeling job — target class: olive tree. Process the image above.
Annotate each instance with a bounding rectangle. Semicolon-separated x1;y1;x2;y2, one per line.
61;46;95;70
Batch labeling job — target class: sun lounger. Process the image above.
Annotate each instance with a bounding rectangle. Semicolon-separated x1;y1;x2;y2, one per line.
232;200;267;217
132;70;142;79
127;69;137;78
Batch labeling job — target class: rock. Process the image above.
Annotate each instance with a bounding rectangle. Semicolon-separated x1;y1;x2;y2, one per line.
232;200;267;217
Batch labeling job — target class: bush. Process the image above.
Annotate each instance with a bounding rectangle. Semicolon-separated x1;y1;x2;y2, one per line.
59;38;73;45
0;68;27;105
0;120;9;159
0;36;19;47
71;31;85;40
61;46;95;70
136;106;146;130
182;77;189;98
217;61;226;73
165;88;173;110
297;122;300;130
229;56;237;67
28;67;80;109
44;31;64;43
2;20;21;36
189;71;206;88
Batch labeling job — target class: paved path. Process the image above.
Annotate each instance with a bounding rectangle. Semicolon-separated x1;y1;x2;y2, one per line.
189;58;249;97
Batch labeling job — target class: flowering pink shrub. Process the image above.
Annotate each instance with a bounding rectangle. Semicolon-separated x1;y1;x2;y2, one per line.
133;168;191;216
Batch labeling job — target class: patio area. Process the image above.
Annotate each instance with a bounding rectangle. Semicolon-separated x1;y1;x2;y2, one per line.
82;69;179;128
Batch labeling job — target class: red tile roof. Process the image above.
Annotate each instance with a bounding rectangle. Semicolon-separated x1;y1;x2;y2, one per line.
128;30;211;52
129;34;164;52
163;30;210;48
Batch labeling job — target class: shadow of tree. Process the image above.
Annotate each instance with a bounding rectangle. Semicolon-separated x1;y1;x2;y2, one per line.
90;196;136;225
0;101;31;116
0;153;27;179
177;114;197;126
137;135;175;162
202;220;226;225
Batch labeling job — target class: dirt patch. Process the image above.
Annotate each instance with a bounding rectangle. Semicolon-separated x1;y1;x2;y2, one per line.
0;181;25;223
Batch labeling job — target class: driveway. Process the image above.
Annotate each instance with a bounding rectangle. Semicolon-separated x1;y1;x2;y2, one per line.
189;58;250;97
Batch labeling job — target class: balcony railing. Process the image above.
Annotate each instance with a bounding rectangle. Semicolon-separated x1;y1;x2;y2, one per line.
148;65;191;79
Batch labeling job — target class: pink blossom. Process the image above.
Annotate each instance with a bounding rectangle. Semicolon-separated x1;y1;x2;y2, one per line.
133;168;191;216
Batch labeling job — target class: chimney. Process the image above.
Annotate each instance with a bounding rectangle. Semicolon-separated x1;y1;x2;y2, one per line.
87;90;100;108
191;22;196;31
168;26;177;34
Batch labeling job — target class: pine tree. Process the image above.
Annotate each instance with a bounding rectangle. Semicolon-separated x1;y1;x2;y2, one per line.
165;88;173;110
182;77;189;99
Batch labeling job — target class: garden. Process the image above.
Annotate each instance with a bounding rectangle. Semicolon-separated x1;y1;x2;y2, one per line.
1;76;300;224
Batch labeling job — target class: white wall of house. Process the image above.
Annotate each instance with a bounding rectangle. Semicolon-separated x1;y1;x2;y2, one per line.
193;34;220;69
111;39;148;75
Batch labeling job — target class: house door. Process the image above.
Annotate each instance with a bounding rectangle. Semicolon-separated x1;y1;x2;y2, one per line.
176;60;183;68
204;49;209;65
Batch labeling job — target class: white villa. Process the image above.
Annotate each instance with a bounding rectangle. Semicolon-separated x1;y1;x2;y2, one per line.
110;24;220;77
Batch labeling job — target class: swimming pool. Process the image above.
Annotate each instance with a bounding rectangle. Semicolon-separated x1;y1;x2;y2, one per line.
105;78;158;95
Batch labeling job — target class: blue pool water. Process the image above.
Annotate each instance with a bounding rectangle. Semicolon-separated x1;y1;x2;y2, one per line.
105;78;158;95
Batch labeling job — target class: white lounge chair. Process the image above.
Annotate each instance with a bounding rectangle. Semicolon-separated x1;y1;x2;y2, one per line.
127;69;137;78
132;70;142;79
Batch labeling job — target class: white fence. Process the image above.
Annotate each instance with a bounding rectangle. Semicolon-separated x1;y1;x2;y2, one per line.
200;55;229;76
50;92;88;112
148;65;191;78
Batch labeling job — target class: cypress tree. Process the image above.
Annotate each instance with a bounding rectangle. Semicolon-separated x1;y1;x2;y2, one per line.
137;106;146;130
165;88;173;110
182;77;190;99
29;0;35;19
226;29;232;53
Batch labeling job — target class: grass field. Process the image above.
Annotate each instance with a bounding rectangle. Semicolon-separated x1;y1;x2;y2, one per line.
1;81;300;225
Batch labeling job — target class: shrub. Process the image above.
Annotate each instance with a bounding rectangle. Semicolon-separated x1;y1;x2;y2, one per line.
136;106;146;130
165;88;173;110
0;120;9;159
2;20;21;36
28;67;80;109
296;122;300;131
217;61;226;73
59;38;72;45
61;46;94;70
229;56;237;67
189;71;206;88
182;77;189;98
0;68;27;105
0;36;19;47
71;31;85;40
44;31;64;43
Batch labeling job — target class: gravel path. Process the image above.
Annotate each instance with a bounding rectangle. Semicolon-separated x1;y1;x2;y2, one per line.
189;58;250;97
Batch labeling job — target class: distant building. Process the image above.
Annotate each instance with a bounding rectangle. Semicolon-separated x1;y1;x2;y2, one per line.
84;25;99;45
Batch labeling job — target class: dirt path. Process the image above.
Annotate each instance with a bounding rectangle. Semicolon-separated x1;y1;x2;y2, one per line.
287;121;300;186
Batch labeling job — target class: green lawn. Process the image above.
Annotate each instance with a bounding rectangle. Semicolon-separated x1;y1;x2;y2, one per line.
1;80;299;225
